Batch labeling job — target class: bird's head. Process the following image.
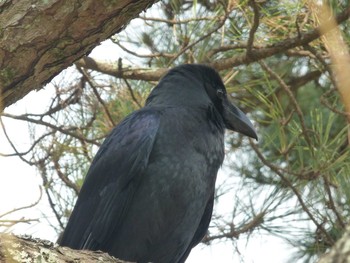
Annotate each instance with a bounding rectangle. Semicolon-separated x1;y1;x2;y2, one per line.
146;64;257;140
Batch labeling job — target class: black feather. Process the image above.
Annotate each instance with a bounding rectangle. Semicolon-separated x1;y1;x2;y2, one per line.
59;64;256;263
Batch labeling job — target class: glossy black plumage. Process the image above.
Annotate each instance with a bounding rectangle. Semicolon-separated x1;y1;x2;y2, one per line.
59;64;257;262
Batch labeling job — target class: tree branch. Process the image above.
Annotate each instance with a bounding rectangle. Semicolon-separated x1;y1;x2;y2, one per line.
258;61;313;149
0;0;158;110
0;233;131;263
77;67;116;128
75;57;167;81
246;0;260;57
249;139;335;246
139;15;215;24
211;6;350;70
1;113;102;146
0;187;42;219
76;7;350;80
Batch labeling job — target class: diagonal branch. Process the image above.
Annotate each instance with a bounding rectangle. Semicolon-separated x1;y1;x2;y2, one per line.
212;6;350;70
249;140;335;246
139;15;216;24
0;187;42;219
75;58;167;81
76;7;350;80
259;61;313;150
166;11;229;65
246;0;260;57
76;67;116;128
1;113;102;146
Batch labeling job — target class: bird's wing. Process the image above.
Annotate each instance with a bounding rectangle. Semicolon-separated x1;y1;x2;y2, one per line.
59;109;160;249
178;195;214;263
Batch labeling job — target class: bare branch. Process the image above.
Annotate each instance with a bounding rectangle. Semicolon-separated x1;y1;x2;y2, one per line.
0;130;55;157
37;160;65;230
287;70;322;90
1;113;102;146
0;117;35;165
76;67;116;128
246;0;260;57
320;88;350;118
139;15;215;24
212;6;350;70
203;212;265;243
259;61;313;150
167;12;229;65
113;40;175;59
322;175;346;229
123;79;142;108
52;158;80;196
75;57;167;81
0;187;42;219
77;7;350;80
0;218;39;228
249;140;335;246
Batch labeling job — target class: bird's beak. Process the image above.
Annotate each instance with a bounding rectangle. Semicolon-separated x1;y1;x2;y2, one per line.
222;98;258;140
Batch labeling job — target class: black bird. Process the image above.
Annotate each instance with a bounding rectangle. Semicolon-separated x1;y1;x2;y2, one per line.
59;64;257;262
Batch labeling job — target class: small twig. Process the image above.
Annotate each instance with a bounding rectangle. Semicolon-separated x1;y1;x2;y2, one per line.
284;49;315;58
38;160;65;230
0;130;55;157
139;15;215;24
212;6;350;70
17;84;82;119
249;139;335;245
1;113;101;146
246;0;260;57
167;12;229;65
320;89;350;118
206;43;264;60
78;137;92;163
76;67;115;128
113;40;175;59
0;218;39;224
203;212;265;243
0;187;42;219
287;69;323;90
75;57;167;82
304;44;335;86
323;175;346;229
259;61;313;150
123;79;142;108
0;117;35;165
52;158;80;196
117;59;142;108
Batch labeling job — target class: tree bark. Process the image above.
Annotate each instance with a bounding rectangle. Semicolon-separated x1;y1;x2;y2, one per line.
318;225;350;263
0;233;132;263
0;0;157;111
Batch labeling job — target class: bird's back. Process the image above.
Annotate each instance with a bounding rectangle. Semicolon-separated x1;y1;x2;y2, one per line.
102;106;224;262
57;63;255;263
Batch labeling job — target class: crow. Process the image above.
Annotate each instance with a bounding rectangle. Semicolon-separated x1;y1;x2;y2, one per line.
59;64;257;262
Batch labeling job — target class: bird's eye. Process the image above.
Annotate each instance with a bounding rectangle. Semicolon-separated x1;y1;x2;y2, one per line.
216;89;224;99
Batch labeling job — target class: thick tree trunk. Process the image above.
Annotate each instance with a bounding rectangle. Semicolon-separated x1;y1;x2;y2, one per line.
0;0;156;111
0;233;132;263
